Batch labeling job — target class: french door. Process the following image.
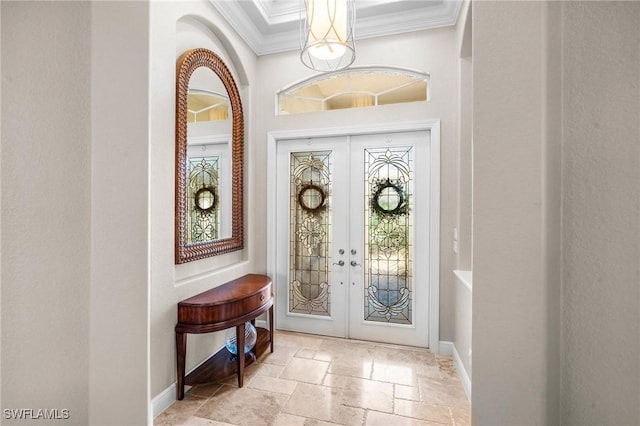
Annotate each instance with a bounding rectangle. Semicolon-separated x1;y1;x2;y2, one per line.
274;131;431;347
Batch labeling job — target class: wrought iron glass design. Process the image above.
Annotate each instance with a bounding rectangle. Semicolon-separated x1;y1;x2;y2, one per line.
364;147;413;324
187;156;220;243
289;151;332;316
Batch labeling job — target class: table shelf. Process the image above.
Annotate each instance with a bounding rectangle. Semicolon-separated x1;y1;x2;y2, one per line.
184;327;271;386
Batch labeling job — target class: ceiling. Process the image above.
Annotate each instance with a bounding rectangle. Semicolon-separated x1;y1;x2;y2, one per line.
210;0;463;56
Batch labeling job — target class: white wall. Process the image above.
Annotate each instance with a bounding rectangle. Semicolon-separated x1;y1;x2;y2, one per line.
0;2;3;413
452;0;473;382
256;26;461;343
452;270;472;394
561;2;640;424
2;2;152;423
472;1;639;424
148;1;259;402
456;0;473;271
90;3;150;424
1;3;91;424
472;2;560;423
1;1;259;419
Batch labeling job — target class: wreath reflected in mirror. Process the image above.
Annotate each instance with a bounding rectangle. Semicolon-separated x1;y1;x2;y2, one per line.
194;186;218;214
371;179;408;216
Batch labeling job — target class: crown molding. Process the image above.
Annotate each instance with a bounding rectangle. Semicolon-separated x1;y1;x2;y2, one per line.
210;0;462;56
356;0;462;39
211;1;263;53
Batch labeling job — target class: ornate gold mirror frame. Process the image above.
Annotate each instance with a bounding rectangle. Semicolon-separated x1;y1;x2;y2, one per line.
175;48;244;263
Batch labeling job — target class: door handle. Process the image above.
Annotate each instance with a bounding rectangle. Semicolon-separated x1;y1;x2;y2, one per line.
350;260;361;267
333;260;345;266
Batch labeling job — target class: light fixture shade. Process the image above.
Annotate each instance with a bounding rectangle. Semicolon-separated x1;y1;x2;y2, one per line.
301;0;356;72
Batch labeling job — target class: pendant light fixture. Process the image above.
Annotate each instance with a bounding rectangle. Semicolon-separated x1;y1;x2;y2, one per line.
300;0;356;72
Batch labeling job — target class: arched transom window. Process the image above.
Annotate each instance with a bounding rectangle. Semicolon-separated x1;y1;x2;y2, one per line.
278;66;429;114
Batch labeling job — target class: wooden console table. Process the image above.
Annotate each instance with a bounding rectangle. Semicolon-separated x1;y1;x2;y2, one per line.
175;274;273;400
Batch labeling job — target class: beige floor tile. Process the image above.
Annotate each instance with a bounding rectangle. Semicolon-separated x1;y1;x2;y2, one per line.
154;332;469;426
322;373;349;388
327;358;373;379
295;348;317;359
374;345;437;366
256;362;285;378
248;374;298;395
217;362;262;388
280;357;330;384
312;350;334;362
341;377;395;413
273;413;307;426
261;345;299;366
366;410;445;426
273;413;340;426
417;376;469;409
415;363;442;379
154;394;208;426
283;382;365;425
316;340;376;379
316;338;373;361
394;399;452;424
274;331;324;350
174;416;235;426
436;355;459;379
450;406;471;426
189;383;224;399
195;385;289;426
371;361;418;386
395;384;421;401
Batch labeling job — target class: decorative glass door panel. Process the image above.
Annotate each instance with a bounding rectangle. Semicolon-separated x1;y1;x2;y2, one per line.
364;146;414;325
289;151;332;317
276;132;430;347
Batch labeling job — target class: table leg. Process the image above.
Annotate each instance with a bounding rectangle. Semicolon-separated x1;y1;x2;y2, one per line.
176;331;187;400
268;305;274;353
236;322;246;387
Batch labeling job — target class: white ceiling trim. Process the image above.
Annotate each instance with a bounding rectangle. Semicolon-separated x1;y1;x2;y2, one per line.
210;0;462;56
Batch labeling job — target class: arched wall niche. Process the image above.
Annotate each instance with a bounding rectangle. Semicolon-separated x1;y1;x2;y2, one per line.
176;14;249;87
173;14;250;279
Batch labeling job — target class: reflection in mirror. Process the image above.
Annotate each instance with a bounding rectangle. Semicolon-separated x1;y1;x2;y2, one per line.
187;67;231;244
194;187;216;212
188;89;228;123
176;48;244;263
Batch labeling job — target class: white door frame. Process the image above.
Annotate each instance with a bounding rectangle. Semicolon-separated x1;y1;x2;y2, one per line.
266;120;441;352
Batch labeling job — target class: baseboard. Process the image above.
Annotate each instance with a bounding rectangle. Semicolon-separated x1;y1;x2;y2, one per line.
151;382;182;419
152;318;270;419
438;340;454;356
439;340;471;400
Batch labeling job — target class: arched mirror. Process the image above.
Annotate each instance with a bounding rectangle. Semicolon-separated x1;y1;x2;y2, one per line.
175;48;244;263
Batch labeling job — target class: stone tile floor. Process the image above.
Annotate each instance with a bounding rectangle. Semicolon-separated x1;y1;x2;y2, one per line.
155;331;470;426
